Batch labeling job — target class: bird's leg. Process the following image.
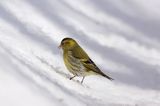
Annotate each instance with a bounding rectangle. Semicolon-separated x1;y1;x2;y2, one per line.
81;76;85;84
70;75;76;80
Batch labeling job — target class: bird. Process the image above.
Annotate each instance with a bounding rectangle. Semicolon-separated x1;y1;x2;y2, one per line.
59;37;113;83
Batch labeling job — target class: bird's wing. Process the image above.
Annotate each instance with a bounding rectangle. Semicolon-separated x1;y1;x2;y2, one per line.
82;58;114;80
71;46;102;72
71;46;113;80
72;46;112;79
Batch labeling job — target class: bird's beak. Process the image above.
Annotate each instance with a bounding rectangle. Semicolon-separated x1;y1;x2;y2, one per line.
58;44;62;49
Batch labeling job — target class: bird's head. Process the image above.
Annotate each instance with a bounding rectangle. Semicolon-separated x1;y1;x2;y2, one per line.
59;38;78;51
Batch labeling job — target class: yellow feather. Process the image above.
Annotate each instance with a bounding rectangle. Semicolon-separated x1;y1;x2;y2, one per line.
60;37;114;83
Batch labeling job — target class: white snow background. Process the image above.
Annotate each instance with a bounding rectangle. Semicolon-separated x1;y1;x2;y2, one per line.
0;0;160;106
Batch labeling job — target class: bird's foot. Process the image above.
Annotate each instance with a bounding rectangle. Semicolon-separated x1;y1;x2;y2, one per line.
80;76;85;84
69;76;76;80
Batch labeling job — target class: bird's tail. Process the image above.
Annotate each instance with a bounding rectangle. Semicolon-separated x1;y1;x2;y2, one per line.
100;72;114;81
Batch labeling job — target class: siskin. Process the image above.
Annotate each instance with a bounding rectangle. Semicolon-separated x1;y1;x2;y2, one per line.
59;37;113;83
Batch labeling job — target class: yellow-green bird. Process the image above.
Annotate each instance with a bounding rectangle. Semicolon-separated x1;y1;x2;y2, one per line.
59;37;113;83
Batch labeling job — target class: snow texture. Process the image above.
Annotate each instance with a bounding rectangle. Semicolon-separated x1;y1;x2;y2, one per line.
0;0;160;106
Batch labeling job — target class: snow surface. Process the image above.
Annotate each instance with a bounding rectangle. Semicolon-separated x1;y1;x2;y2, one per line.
0;0;160;106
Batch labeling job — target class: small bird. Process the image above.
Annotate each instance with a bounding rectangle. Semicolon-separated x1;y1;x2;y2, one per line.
59;37;113;83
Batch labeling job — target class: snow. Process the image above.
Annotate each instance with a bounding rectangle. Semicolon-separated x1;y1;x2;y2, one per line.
0;0;160;106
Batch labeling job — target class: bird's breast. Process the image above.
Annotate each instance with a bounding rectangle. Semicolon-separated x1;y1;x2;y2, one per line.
63;51;86;76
